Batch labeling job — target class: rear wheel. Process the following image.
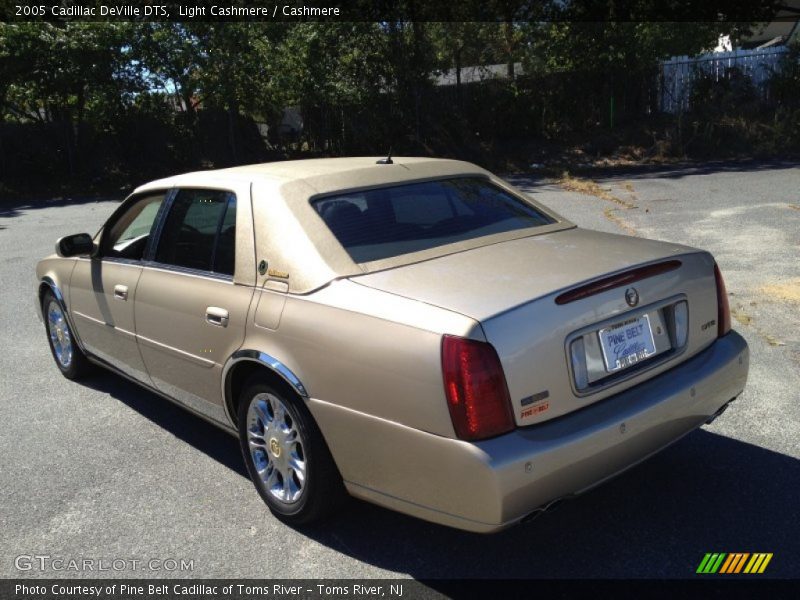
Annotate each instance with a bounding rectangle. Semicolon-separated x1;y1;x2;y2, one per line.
237;377;345;525
42;291;92;380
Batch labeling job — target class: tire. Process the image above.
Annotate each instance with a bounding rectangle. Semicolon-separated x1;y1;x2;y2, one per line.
237;377;345;526
42;290;93;380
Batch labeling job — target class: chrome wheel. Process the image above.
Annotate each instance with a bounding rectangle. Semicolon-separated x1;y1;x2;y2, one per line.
47;301;73;368
246;393;306;504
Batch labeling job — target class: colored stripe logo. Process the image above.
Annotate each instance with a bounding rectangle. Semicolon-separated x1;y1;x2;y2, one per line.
697;552;773;574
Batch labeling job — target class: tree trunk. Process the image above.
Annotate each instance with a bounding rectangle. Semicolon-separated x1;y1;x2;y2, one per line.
75;85;86;173
178;84;199;165
178;79;196;127
0;109;6;180
455;48;462;108
227;104;238;164
411;20;423;143
504;20;515;80
341;106;346;153
62;115;75;178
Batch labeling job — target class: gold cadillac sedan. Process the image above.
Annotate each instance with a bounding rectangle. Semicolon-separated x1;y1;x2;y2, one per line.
35;157;749;532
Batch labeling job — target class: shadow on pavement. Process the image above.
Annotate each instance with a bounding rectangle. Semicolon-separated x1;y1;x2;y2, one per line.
308;428;799;579
82;369;798;579
3;160;796;219
516;158;799;183
0;195;123;220
83;370;248;478
595;159;799;181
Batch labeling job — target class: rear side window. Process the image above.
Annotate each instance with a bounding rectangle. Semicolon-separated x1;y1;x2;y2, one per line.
155;189;237;276
313;177;554;263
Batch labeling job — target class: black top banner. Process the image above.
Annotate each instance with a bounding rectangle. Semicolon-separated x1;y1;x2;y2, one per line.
0;0;792;23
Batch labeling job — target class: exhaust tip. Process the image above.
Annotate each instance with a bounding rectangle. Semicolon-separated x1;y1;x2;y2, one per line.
705;398;736;425
521;508;545;524
545;498;566;512
520;496;572;524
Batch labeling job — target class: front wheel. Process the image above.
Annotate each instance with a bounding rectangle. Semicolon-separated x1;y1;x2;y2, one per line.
237;378;345;525
42;291;93;380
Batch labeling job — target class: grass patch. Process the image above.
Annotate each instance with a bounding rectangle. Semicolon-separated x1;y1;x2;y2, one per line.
760;280;800;304
764;335;787;347
731;306;753;327
603;207;639;236
557;174;637;208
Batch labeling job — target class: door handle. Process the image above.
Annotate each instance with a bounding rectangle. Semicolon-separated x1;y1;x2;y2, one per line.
206;306;229;327
114;285;128;300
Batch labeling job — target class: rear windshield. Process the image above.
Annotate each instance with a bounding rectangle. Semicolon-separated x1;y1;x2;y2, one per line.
313;177;555;263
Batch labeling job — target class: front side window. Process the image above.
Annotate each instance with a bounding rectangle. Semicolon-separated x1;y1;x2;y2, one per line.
102;193;165;260
155;189;237;276
313;177;554;263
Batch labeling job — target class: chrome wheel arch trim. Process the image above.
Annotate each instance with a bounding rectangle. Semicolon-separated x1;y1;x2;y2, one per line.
39;276;87;353
221;350;309;427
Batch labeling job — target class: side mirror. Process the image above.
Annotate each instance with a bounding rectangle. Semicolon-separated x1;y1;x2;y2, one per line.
56;233;95;257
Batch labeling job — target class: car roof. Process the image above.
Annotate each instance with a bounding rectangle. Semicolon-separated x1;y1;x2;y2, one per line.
134;157;483;196
130;157;571;294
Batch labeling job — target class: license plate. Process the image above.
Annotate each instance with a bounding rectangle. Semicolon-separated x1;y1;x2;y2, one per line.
598;314;657;373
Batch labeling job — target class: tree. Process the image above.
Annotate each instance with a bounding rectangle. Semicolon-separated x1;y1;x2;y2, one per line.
0;22;140;173
131;23;204;125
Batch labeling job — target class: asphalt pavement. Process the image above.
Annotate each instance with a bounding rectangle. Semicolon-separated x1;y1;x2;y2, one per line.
1;161;798;580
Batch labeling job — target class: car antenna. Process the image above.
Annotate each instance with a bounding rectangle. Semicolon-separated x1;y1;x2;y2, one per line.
376;150;393;165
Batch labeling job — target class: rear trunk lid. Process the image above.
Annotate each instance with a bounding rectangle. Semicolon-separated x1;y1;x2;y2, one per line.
352;228;720;426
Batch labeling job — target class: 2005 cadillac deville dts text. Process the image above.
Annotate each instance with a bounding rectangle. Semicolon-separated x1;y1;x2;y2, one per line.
35;157;749;532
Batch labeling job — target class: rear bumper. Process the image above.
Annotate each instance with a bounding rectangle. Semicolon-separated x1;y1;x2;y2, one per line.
311;331;749;533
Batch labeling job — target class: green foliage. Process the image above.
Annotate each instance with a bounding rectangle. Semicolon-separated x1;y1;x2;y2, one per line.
0;22;140;123
278;23;388;107
689;67;761;118
769;42;800;109
0;13;797;190
519;22;726;76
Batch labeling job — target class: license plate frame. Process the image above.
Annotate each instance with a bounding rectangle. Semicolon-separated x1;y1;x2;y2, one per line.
598;314;658;373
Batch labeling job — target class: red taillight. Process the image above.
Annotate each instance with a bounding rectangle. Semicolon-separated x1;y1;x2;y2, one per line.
714;263;731;337
441;335;515;441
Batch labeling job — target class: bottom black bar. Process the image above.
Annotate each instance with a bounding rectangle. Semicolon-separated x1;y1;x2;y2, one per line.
1;579;798;600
